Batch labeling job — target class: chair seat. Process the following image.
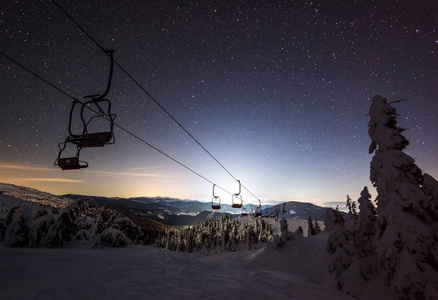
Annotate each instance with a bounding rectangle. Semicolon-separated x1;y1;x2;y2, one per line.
69;132;112;147
58;157;81;170
57;157;87;170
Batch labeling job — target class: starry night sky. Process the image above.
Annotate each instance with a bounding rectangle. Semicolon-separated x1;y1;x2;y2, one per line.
1;0;437;207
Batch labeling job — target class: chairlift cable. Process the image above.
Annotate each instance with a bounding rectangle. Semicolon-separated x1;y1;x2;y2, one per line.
0;51;79;103
50;0;263;205
113;122;232;196
51;0;237;179
0;50;232;196
51;0;108;55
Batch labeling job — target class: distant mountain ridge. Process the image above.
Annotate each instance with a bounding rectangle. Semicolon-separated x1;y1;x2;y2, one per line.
279;201;330;222
64;194;238;226
0;182;342;227
65;194;340;226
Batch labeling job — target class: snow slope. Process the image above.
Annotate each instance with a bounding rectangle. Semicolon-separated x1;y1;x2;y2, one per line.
0;235;354;300
0;181;350;299
0;182;70;209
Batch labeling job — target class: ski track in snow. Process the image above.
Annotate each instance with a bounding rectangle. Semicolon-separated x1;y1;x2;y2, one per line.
0;241;354;300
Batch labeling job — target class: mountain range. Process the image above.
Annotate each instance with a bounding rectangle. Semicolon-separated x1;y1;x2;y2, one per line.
0;182;341;227
65;194;335;226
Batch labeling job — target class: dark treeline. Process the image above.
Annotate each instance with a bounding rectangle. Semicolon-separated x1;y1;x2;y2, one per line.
153;215;274;253
0;199;274;252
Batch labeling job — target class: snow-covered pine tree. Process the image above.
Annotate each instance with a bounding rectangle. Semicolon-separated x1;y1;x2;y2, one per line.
41;219;63;248
345;195;358;232
351;201;357;217
279;217;287;232
88;206;107;238
99;228;131;248
221;228;230;252
325;208;355;287
176;235;186;252
2;206;17;237
246;226;255;250
368;95;438;298
33;208;55;246
58;206;78;241
336;187;379;298
3;206;35;247
324;207;344;231
112;217;143;243
346;195;353;214
355;186;377;255
228;222;237;251
268;218;287;248
314;220;321;234
307;216;316;236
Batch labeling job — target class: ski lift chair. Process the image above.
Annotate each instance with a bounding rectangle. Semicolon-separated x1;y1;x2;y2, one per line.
232;180;243;208
66;50;116;148
66;97;115;148
54;140;88;170
211;184;221;209
232;194;242;208
212;197;221;210
241;207;248;216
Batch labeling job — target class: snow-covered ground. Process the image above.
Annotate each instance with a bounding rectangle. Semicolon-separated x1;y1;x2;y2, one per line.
0;181;399;299
0;234;354;300
1;182;350;299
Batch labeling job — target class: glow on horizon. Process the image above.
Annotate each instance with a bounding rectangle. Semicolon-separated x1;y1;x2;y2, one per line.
0;161;376;206
3;150;437;206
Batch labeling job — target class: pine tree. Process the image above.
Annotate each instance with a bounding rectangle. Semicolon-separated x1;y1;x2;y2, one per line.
345;195;358;231
314;220;321;234
3;206;35;247
88;206;106;238
338;189;376;296
307;216;316;236
351;201;357;218
346;195;353;214
112;217;143;243
368;95;438;298
58;206;78;241
325;208;355;286
355;186;377;255
42;219;63;248
99;228;131;248
33;209;55;246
